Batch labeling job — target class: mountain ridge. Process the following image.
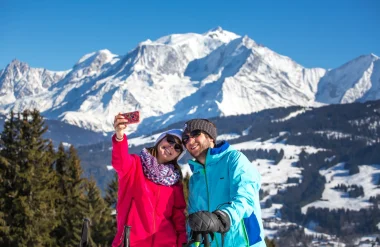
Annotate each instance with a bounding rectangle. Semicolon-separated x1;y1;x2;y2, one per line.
0;27;379;136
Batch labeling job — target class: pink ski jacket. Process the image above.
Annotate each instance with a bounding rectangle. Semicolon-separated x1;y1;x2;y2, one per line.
111;134;187;247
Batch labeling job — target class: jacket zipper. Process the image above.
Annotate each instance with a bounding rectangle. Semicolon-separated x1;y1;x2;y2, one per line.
204;162;219;247
241;219;249;246
204;165;210;211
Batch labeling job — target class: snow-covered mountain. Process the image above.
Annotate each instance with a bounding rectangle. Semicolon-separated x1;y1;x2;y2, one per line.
0;59;68;105
0;27;379;135
316;53;380;104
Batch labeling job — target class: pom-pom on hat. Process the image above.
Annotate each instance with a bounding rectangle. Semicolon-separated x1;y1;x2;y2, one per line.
154;129;186;161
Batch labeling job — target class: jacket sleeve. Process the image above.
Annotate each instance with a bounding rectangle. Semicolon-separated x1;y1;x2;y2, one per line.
111;133;137;178
221;151;261;227
172;183;187;247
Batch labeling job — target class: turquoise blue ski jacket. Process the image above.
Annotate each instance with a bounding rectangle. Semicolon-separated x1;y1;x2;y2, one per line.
187;141;266;247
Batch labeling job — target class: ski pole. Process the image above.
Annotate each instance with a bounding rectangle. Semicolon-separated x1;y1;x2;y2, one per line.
183;231;201;247
79;218;91;247
203;232;211;247
194;231;202;247
123;225;132;247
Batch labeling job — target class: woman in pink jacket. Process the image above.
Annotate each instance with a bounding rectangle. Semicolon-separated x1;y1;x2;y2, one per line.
112;113;187;247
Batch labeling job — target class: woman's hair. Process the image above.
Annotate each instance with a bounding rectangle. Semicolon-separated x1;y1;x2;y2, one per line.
146;134;183;180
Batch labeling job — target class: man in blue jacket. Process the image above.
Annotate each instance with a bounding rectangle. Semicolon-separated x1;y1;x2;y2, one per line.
182;119;266;247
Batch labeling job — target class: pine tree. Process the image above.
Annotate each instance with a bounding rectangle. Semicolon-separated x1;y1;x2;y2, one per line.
0;110;58;246
0;156;11;245
104;172;118;209
0;111;20;246
26;110;59;245
84;177;114;246
103;172;118;246
50;143;66;245
53;144;88;246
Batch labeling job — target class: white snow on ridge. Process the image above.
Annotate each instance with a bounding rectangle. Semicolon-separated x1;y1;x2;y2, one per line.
272;108;312;122
76;49;118;65
218;133;240;141
233;136;323;154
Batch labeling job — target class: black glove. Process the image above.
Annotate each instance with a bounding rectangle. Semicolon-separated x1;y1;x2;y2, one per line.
188;210;231;234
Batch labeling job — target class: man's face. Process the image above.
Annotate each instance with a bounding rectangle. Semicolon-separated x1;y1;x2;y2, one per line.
183;130;214;159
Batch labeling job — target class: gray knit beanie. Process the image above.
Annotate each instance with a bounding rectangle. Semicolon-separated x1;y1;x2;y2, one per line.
183;119;217;141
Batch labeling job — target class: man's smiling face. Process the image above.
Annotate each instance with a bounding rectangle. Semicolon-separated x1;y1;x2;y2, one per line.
183;130;214;161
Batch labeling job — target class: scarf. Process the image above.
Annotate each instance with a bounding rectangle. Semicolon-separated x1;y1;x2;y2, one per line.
140;148;180;186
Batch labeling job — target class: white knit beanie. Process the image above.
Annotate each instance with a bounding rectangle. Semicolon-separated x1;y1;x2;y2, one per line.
154;129;186;161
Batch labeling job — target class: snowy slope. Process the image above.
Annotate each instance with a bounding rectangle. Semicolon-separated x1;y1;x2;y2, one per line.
302;163;380;213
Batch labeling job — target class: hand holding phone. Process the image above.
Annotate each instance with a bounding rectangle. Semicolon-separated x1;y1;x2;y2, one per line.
120;111;140;125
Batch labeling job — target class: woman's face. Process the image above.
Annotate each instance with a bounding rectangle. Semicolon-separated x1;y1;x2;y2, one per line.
156;135;183;164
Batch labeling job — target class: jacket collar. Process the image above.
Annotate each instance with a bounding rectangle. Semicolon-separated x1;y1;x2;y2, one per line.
189;141;230;171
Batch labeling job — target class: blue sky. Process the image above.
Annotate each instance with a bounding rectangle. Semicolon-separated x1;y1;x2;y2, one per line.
1;0;379;71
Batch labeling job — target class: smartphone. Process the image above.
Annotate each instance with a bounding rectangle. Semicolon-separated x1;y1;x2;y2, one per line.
120;111;140;124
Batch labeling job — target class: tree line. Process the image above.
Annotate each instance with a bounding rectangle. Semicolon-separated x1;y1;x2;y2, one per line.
0;110;117;247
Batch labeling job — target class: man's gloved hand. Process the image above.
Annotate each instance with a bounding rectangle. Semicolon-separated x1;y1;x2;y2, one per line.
188;210;231;234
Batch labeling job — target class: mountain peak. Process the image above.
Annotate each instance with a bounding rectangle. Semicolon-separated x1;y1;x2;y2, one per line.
76;49;115;65
73;50;118;74
10;58;21;64
370;53;379;60
315;52;380;104
208;26;223;32
204;27;240;43
98;49;113;56
350;53;379;65
139;39;153;46
5;59;29;73
9;59;26;66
